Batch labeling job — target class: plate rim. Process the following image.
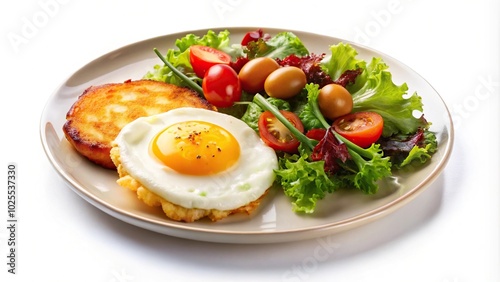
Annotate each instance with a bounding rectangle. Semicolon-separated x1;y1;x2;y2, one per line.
40;26;454;244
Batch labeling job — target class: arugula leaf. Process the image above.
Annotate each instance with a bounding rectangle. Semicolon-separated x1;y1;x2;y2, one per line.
246;31;309;59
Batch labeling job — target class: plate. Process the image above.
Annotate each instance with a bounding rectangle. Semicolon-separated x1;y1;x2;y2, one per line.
40;27;453;244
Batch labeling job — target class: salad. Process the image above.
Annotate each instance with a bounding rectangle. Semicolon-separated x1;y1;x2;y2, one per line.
144;28;438;213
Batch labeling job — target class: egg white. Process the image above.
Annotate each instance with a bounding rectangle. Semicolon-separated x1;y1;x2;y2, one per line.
113;107;278;211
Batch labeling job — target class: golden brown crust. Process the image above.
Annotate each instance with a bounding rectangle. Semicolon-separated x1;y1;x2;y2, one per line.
110;146;267;222
63;79;216;169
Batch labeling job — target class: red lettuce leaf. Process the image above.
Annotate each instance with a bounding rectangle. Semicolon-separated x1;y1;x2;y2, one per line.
310;128;350;174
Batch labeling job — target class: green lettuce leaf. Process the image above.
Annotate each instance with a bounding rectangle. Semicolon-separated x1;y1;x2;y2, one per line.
350;57;426;136
343;144;392;194
298;83;324;131
240;97;291;131
246;31;309;59
398;130;438;168
143;48;197;86
321;42;366;83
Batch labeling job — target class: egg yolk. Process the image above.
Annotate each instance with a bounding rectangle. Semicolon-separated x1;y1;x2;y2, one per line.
150;121;240;176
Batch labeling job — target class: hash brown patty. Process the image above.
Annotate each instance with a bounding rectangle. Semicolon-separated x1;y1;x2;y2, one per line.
63;79;216;169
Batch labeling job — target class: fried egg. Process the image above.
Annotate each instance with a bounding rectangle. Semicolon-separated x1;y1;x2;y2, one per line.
113;107;278;211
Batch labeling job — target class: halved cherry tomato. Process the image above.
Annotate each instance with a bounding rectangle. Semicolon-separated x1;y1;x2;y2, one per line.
258;110;304;153
333;111;384;148
190;45;231;78
306;128;327;142
202;64;241;108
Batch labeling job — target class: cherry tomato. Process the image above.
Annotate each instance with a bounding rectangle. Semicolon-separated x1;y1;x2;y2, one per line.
238;57;280;94
264;66;307;99
241;29;270;46
202;64;241;108
318;83;353;120
306;128;327;141
258;110;304;153
190;45;231;78
333;111;384;148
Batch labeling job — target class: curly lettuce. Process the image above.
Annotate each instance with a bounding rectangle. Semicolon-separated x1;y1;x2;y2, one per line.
320;42;366;82
275;154;341;213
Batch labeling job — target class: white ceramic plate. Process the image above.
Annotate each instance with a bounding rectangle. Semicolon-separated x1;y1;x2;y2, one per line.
40;27;453;244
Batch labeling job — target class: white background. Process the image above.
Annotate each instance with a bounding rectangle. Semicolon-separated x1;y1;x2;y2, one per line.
1;0;499;281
